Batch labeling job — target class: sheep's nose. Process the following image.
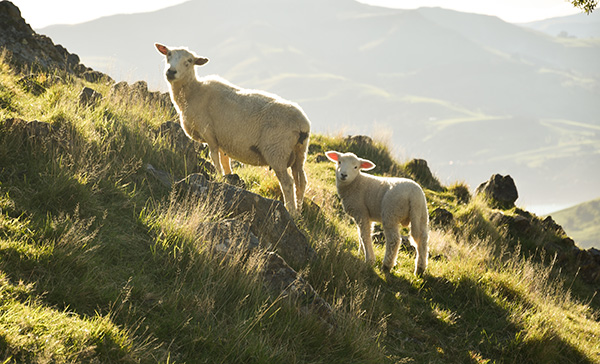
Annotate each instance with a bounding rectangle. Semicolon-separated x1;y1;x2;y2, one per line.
166;69;177;80
340;173;347;181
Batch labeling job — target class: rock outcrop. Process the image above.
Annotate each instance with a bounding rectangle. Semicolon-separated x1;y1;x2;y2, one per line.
145;161;330;320
476;174;519;209
405;158;444;192
147;166;315;267
430;207;454;230
0;0;107;81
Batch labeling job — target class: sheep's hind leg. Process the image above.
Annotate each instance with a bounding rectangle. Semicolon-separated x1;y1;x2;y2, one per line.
382;225;401;272
291;155;307;213
273;167;298;216
412;231;428;276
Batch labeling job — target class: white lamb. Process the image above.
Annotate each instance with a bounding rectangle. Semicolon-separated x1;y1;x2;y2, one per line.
325;151;429;275
155;43;311;215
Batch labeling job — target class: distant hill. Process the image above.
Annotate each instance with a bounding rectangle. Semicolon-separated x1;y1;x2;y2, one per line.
550;197;600;249
39;0;600;211
521;11;600;38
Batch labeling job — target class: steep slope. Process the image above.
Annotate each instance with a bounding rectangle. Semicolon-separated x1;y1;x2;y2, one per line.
2;56;599;362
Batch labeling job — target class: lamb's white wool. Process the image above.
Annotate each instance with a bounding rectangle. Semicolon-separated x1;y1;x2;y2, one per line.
155;43;310;215
326;151;429;275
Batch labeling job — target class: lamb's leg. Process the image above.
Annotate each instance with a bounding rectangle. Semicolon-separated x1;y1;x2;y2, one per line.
273;167;297;216
357;220;375;264
208;145;223;175
220;151;232;175
291;154;307;213
411;223;429;276
382;225;400;272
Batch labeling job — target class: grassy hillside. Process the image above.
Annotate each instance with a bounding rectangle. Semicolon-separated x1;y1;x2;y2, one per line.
550;198;600;250
0;54;599;363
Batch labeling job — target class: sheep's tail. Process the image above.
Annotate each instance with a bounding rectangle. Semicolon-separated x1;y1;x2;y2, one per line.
298;131;309;145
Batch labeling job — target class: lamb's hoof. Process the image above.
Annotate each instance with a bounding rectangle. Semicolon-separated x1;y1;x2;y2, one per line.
381;264;392;273
414;266;426;277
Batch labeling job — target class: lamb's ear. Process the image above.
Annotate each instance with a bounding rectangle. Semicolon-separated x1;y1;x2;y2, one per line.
325;151;341;163
359;159;376;171
155;43;169;55
195;57;209;66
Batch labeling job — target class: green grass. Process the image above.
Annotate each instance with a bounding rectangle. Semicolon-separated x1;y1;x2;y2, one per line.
1;54;599;363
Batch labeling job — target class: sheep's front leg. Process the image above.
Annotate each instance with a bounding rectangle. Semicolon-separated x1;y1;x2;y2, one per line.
208;145;224;175
356;219;375;264
220;151;232;175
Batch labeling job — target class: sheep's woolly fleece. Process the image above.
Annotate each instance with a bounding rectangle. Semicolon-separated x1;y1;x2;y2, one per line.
156;43;311;215
326;151;429;275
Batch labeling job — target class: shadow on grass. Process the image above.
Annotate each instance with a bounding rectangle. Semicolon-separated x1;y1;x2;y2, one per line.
380;267;594;364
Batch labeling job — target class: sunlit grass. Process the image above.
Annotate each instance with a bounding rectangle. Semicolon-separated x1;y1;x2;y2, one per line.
1;54;599;363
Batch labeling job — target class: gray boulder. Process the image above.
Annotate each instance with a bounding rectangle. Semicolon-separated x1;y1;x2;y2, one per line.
176;173;315;267
146;165;315;267
476;174;518;209
405;158;444;192
430;207;454;229
78;87;102;108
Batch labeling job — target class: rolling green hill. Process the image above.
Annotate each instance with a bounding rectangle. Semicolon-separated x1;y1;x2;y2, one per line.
550;198;600;249
1;46;599;364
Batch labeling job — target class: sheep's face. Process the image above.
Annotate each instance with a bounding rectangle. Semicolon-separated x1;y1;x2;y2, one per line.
325;151;375;185
155;43;209;83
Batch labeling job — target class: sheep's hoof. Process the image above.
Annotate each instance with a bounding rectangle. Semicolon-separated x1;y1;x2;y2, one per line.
381;264;391;273
414;266;426;276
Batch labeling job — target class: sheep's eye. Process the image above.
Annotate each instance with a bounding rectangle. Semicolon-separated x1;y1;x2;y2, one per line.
354;166;358;169
167;52;172;57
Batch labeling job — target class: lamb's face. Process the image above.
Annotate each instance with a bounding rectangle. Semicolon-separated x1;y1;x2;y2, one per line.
336;154;363;183
325;151;376;185
155;44;209;83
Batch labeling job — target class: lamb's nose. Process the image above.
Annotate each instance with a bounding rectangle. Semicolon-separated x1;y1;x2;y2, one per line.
340;173;347;180
166;69;177;80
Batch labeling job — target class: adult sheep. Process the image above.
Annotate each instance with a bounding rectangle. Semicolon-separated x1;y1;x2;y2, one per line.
155;43;310;215
326;151;429;275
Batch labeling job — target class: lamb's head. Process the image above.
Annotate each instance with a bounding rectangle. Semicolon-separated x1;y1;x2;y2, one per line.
155;43;209;83
325;151;375;185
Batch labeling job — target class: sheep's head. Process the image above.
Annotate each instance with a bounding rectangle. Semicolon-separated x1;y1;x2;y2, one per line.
155;43;209;83
325;151;375;185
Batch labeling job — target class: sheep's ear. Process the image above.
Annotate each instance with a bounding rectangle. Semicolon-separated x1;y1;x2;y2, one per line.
360;159;376;171
195;57;209;66
155;43;169;55
325;151;341;163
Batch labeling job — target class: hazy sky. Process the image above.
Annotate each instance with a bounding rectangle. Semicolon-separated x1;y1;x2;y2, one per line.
13;0;582;29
